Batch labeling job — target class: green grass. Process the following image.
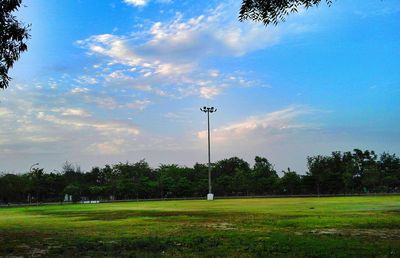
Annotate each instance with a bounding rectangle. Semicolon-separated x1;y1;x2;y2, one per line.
1;196;399;257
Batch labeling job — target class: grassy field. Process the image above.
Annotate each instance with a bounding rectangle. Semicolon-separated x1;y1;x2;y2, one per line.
0;196;399;257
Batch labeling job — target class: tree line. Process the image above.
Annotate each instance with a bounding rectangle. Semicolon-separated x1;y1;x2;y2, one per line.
1;149;399;204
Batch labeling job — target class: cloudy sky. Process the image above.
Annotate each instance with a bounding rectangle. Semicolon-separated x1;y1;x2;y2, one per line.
1;0;399;174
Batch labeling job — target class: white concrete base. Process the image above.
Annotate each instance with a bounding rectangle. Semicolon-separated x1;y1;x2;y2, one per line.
207;193;214;201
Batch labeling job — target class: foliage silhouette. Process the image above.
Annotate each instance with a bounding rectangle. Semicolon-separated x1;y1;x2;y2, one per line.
239;0;333;26
1;149;399;204
0;0;30;89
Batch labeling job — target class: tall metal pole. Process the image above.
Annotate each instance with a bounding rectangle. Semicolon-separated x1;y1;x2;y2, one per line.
207;111;211;194
200;106;216;200
29;163;39;204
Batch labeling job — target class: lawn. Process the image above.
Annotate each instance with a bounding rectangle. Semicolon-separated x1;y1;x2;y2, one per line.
0;196;399;257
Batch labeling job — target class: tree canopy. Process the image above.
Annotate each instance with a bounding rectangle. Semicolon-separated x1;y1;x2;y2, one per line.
239;0;332;26
1;149;399;204
0;0;30;89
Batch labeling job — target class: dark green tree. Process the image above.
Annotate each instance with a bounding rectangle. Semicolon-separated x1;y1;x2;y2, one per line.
232;168;251;195
1;151;399;203
213;157;251;196
157;164;193;198
239;0;332;26
378;153;400;192
113;160;156;199
0;173;28;203
1;0;30;89
63;184;81;202
190;163;208;197
43;172;64;202
28;167;46;203
341;151;357;194
280;168;301;195
252;156;279;194
307;155;328;195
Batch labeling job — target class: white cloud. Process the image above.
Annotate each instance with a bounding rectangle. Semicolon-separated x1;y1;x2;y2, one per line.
123;0;149;7
103;70;173;96
86;139;128;155
82;95;120;109
77;2;312;100
60;108;91;117
138;7;283;58
197;106;316;144
123;0;172;7
70;87;90;94
0;84;196;170
199;86;221;99
0;102;61;146
37;111;140;136
0;107;13;118
208;70;219;77
126;100;152;110
163;112;181;119
76;75;98;85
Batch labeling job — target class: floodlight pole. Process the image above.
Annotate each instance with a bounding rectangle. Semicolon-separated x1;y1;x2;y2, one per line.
30;163;39;173
29;163;39;204
200;106;217;200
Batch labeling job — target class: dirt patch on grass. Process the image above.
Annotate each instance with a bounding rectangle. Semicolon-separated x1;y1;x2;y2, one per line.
308;228;400;239
309;229;339;235
204;222;236;230
26;209;231;221
347;229;400;239
31;247;49;256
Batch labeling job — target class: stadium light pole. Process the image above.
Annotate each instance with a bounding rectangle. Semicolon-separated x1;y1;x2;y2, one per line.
28;163;39;204
30;163;39;172
200;106;217;201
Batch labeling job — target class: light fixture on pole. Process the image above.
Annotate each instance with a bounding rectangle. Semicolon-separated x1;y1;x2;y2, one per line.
30;163;39;172
200;106;217;201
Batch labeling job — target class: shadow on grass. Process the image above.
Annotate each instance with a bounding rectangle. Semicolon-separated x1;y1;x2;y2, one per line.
26;209;234;221
3;231;398;257
25;208;308;222
383;209;400;214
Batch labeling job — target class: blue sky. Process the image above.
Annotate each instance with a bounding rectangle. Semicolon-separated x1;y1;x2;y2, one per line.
1;0;399;173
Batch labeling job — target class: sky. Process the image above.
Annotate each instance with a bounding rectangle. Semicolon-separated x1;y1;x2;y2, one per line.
0;0;399;174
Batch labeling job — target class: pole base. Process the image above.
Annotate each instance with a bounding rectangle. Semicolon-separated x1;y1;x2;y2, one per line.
207;193;214;201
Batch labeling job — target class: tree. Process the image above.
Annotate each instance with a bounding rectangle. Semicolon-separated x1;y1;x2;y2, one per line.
232;168;251;195
63;184;81;202
378;153;400;192
280;168;301;195
239;0;332;26
1;0;30;89
213;157;251;195
307;155;327;195
28;167;46;202
113;160;156;199
0;173;28;203
252;156;278;194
